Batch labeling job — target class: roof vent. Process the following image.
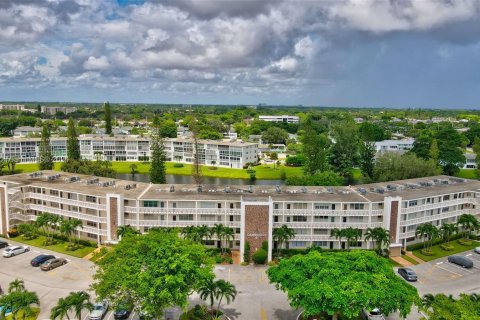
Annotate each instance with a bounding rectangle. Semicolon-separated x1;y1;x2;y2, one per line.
358;188;367;195
66;176;80;183
102;181;115;187
46;174;60;181
301;187;307;193
376;188;385;194
276;185;281;193
87;178;99;185
248;185;253;193
29;172;43;178
224;186;231;193
327;187;334;194
197;185;203;193
169;185;175;192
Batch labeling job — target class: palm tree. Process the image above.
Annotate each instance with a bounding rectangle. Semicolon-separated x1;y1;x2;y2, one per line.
440;223;457;244
331;228;345;249
421;293;435;309
196;225;211;244
426;224;440;249
60;219;75;245
6;157;18;174
68;219;83;244
16;291;39;320
215;280;237;316
343;227;362;249
35;212;52;237
116;225;138;239
48;214;61;242
273;225;295;257
181;226;195;241
50;297;72;320
415;224;430;250
222;228;234;253
364;227;376;250
457;214;479;240
198;278;218;312
67;291;93;320
8;279;25;293
212;224;225;251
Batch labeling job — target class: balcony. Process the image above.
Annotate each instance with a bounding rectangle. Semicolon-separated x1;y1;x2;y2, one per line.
403;198;476;214
24;193;106;211
78;226;107;236
125;207;240;215
400;209;475;227
273;209;381;217
124;219;240;228
9;213;37;221
273;222;383;229
27;204;106;224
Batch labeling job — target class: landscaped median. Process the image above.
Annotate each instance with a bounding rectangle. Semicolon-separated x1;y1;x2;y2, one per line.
411;239;480;262
7;235;96;258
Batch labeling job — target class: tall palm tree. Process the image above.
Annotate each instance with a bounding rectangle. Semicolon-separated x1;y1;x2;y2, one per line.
331;228;345;249
60;219;75;244
50;297;72;320
421;293;435;309
8;279;25;293
222;228;234;253
48;214;61;242
273;225;295;257
180;226;195;241
67;291;93;320
415;224;430;250
212;224;225;251
343;227;362;249
196;225;211;244
68;219;83;244
440;223;457;244
116;225;139;239
35;213;52;237
215;280;237;316
198;278;218;312
457;214;479;240
364;227;376;250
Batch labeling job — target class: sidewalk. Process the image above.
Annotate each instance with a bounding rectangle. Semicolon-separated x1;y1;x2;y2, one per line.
390;256;414;267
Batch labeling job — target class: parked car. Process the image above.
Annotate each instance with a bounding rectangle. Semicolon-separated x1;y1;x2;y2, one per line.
0;240;8;249
361;308;386;320
40;258;67;271
2;246;29;257
0;306;12;316
31;254;55;267
89;300;109;320
448;255;474;268
397;268;418;282
113;303;132;320
474;247;480;254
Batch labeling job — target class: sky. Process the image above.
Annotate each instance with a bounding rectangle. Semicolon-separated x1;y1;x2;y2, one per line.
1;0;480;108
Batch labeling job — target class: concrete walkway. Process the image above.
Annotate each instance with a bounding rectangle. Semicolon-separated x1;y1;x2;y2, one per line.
405;251;425;264
390;256;414;267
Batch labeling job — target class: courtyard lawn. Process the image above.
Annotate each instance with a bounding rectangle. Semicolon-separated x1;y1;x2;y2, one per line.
412;240;480;262
401;254;419;265
456;169;478;179
11;235;96;258
388;258;402;267
15;162;304;180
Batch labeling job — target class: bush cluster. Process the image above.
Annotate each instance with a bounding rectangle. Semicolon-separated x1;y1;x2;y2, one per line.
252;249;267;264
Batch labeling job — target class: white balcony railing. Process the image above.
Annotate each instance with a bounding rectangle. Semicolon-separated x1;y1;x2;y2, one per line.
27;204;106;224
273;222;383;229
77;226;107;236
403;198;476;214
125;206;241;215
24;193;106;211
9;213;37;221
272;209;376;217
400;209;475;227
124;219;240;228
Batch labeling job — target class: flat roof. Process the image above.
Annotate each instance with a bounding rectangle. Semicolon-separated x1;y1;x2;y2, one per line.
1;171;479;202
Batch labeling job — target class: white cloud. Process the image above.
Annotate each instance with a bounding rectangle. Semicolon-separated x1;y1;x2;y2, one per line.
83;56;110;71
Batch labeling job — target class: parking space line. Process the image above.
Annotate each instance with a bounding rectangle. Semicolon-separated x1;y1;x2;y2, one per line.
260;308;267;320
435;263;463;277
129;311;136;320
106;311;114;320
446;262;474;273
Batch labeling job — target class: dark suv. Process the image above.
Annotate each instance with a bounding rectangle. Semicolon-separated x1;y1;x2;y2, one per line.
0;240;8;249
31;254;55;267
398;268;418;282
448;255;473;268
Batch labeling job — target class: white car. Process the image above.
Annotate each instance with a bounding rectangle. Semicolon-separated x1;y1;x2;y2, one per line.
474;247;480;254
2;246;29;258
89;300;109;320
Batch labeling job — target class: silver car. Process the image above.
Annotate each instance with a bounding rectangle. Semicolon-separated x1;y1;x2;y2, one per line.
474;247;480;254
89;300;109;320
2;246;29;257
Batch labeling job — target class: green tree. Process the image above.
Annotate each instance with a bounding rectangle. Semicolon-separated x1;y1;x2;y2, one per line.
198;278;218;312
197;279;237;317
261;127;289;144
285;171;343;186
6;157;18;174
159;119;177;138
331;228;345;249
268;251;420;320
429;138;439;163
38;124;53;170
215;280;237;314
8;279;25;293
50;296;72;320
67;291;93;320
373;152;440;182
421;293;480;320
473;136;480;177
273;225;295;257
149;129;166;184
222;227;234;254
116;225;139;238
415;224;438;251
129;163;137;175
364;227;390;255
343;227;362;249
457;214;479;240
66;118;80;161
301;122;330;175
0;280;39;320
440;223;457;244
411;133;433;160
92;229;214;319
330;121;360;177
212;224;225;251
360;141;376;179
359;122;387;141
104;101;112;135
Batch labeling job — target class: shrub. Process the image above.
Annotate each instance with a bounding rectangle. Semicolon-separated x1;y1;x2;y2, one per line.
42;238;58;246
406;233;464;251
66;243;82;251
267;261;277;266
249;173;256;181
241;261;249;266
252;249;267;265
173;163;184;168
262;240;268;251
246;169;256;174
7;228;19;238
244;241;251;263
280;170;287;181
440;244;454;251
458;238;473;246
215;256;222;264
421;249;434;256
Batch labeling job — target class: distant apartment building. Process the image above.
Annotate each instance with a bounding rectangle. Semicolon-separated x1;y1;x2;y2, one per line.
0;172;478;261
0;136;258;169
13;126;42;138
464;153;477;169
259;115;300;123
374;139;415;154
0;104;26;112
41;106;76;115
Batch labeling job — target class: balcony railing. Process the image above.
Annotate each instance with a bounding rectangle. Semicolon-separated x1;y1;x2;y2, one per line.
9;213;37;221
24;193;106;211
273;222;383;229
403;198;476;214
400;209;475;227
124;219;240;228
27;204;106;224
77;226;107;236
125;207;241;215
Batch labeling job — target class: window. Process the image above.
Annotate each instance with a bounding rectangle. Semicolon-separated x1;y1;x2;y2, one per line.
292;216;307;222
290;241;306;248
313;229;329;235
408;200;418;207
173;203;177;208
143;201;158;207
314;216;329;222
178;214;194;221
349;203;364;210
50;190;59;196
86;196;96;203
87;233;96;239
442;207;449;212
314;203;330;210
293;203;307;209
443;195;450;201
313;241;328;247
274;216;279;222
274;203;279;209
87;221;97;227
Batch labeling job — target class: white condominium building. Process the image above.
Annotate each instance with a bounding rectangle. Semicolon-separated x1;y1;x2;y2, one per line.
41;106;76;115
259;115;300;123
374;139;415;154
0;136;258;169
0;104;26;111
0;172;478;262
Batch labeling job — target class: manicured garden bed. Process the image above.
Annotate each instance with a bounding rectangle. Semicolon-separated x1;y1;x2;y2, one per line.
412;240;480;262
11;235;95;258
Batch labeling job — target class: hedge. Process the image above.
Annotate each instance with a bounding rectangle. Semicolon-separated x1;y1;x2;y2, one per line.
406;233;465;251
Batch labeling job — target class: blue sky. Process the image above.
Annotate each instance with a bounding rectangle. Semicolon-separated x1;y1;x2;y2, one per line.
1;0;480;108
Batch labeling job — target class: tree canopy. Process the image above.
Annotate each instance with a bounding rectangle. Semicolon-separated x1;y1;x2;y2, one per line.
373;152;441;182
92;229;214;318
267;250;420;319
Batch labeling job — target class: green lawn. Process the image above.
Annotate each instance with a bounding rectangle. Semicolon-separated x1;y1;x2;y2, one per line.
412;239;480;262
14;162;304;180
5;308;40;320
401;254;419;265
455;169;478;179
388;258;402;267
11;235;96;258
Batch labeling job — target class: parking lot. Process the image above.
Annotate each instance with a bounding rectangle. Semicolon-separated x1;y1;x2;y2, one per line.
403;249;480;297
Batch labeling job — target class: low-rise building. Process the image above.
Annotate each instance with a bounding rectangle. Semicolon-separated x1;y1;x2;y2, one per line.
0;172;478;261
259;115;300;123
0;104;26;112
13;126;42;137
374;139;415;154
0;136;258;168
41;106;76;115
